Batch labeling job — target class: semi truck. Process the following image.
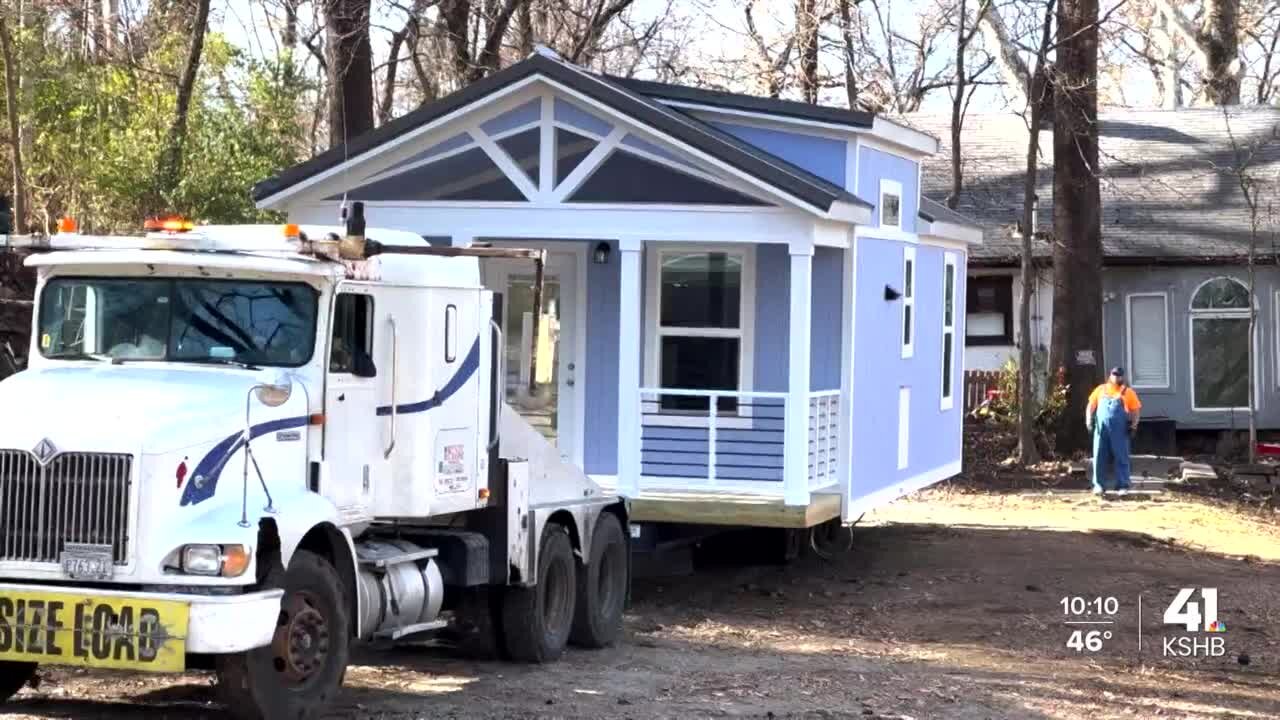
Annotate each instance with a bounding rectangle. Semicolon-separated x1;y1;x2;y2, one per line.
0;207;629;719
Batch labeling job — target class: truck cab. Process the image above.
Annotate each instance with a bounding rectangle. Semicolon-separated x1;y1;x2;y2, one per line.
0;216;629;719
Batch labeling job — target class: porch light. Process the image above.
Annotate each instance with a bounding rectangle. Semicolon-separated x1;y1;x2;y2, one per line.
884;284;902;301
593;241;611;265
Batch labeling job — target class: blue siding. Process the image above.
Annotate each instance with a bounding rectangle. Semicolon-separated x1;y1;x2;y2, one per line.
754;244;790;392
481;99;540;136
850;237;961;498
857;147;919;234
810;247;844;391
584;241;621;475
555;99;613;137
711;122;846;187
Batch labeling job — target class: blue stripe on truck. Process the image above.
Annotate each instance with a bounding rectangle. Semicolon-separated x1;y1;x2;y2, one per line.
180;336;482;506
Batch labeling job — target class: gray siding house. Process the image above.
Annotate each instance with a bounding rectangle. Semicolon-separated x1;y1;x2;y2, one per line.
910;107;1280;431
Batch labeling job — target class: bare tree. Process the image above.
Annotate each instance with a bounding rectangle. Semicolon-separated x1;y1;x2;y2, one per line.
155;0;212;199
1151;0;1241;104
948;0;993;210
0;14;25;233
327;0;375;148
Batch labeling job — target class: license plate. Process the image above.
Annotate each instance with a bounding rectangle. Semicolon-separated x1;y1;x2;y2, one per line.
61;543;115;581
0;590;189;672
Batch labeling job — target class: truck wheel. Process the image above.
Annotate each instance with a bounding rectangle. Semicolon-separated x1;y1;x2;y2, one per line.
216;550;350;720
570;513;627;648
0;662;35;703
502;522;576;663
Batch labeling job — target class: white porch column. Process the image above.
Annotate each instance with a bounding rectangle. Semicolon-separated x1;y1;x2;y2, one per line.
784;239;813;507
616;239;643;498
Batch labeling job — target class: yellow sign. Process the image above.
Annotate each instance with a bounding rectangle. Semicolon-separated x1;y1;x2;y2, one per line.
0;590;189;672
40;333;49;349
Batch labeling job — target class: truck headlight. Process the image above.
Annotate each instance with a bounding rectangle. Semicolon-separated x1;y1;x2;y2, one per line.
181;544;250;578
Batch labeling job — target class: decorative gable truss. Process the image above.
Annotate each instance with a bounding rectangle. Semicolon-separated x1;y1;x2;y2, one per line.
329;93;770;208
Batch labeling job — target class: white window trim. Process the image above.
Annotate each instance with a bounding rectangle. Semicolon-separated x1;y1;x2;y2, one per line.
1124;292;1170;390
879;178;903;230
643;244;756;429
901;245;916;359
897;386;910;470
941;253;957;410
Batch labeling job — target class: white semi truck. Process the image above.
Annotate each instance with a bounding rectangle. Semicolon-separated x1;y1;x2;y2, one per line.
0;206;629;719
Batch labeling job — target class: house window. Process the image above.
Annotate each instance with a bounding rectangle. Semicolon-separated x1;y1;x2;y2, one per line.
1190;277;1251;411
331;293;374;375
901;246;915;358
1126;293;1169;388
966;275;1013;346
880;179;903;229
650;249;753;414
941;254;958;409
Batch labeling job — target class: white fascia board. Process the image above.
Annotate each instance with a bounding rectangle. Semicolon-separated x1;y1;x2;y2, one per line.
827;199;873;225
864;117;939;157
919;218;984;245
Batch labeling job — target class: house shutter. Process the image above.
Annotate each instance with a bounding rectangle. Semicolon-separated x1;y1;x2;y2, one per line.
1129;296;1168;387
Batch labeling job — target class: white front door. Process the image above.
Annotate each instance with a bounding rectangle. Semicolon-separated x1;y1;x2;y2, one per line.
323;289;379;520
482;251;580;466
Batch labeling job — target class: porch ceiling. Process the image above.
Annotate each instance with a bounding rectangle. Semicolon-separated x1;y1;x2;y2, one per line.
253;52;871;224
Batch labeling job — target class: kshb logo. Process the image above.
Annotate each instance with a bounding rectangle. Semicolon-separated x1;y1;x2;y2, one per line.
1162;588;1226;658
1163;588;1225;632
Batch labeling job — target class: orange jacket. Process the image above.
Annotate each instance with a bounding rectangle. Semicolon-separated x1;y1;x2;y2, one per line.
1087;382;1141;415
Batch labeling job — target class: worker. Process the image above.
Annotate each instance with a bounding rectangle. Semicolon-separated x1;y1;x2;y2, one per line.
1086;367;1142;496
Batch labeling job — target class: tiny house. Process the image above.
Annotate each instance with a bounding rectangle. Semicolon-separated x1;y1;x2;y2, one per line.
252;49;982;540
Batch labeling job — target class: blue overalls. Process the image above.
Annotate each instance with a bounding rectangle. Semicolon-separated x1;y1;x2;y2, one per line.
1092;393;1132;492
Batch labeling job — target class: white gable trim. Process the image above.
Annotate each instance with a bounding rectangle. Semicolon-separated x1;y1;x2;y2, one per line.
258;77;545;208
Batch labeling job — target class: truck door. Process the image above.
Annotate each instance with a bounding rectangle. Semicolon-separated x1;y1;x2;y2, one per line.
323;289;378;519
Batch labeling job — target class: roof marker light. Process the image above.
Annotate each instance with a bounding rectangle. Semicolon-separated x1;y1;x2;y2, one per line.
57;216;78;234
144;216;195;233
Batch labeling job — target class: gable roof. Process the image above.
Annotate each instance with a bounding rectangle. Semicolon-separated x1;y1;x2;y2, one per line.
906;107;1280;264
608;75;876;129
253;53;871;216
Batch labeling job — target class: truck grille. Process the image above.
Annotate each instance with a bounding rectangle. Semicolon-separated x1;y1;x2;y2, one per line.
0;451;133;565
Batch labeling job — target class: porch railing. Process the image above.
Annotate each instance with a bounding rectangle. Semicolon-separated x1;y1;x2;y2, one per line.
808;390;840;491
638;388;787;492
637;387;844;501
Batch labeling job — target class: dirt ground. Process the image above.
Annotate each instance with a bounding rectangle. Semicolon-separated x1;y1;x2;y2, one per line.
5;487;1280;720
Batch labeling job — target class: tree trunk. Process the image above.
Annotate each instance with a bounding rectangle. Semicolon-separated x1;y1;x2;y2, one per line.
1050;0;1104;455
797;0;819;103
948;0;967;210
326;0;375;149
838;0;859;109
155;0;211;202
1203;0;1240;105
379;27;408;126
0;15;28;233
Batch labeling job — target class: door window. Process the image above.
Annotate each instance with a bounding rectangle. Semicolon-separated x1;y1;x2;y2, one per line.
330;293;375;376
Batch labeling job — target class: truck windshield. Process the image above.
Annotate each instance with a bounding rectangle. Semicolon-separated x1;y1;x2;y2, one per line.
37;277;319;367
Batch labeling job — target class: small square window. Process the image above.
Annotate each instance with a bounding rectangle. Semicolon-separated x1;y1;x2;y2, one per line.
880;179;903;229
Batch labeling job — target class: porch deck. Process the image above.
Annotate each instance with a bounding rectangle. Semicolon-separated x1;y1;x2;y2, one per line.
613;488;842;529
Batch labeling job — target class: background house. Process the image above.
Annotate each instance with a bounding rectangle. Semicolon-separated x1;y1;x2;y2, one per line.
910;107;1280;431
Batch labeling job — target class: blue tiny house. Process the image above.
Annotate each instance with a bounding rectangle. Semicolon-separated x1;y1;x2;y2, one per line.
254;50;982;530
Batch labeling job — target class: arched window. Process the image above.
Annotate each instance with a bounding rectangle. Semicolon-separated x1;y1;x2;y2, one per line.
1189;277;1251;411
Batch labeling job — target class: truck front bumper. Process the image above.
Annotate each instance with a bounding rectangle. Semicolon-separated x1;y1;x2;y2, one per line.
0;581;284;658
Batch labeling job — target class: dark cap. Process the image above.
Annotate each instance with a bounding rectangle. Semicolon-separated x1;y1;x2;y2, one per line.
1110;367;1125;377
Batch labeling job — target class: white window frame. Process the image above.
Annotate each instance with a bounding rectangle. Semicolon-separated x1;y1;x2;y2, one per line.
901;245;916;359
1188;277;1255;413
897;386;910;470
879;179;903;230
941;253;957;410
643;244;756;428
1124;292;1170;390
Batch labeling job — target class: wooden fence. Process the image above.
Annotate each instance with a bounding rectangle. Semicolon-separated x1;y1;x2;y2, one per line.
964;370;1002;413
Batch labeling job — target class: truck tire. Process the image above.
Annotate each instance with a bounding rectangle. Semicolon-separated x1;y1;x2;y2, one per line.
216;550;350;720
502;522;576;663
0;661;35;703
570;512;627;648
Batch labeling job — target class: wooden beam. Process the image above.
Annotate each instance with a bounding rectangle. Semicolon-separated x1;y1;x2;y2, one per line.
627;491;841;529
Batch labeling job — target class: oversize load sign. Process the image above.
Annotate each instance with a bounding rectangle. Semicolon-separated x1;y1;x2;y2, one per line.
0;591;189;672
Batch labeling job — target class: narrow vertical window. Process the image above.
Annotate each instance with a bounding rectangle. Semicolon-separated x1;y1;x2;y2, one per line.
941;253;957;409
445;304;458;363
880;179;903;229
902;246;916;358
898;386;910;470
